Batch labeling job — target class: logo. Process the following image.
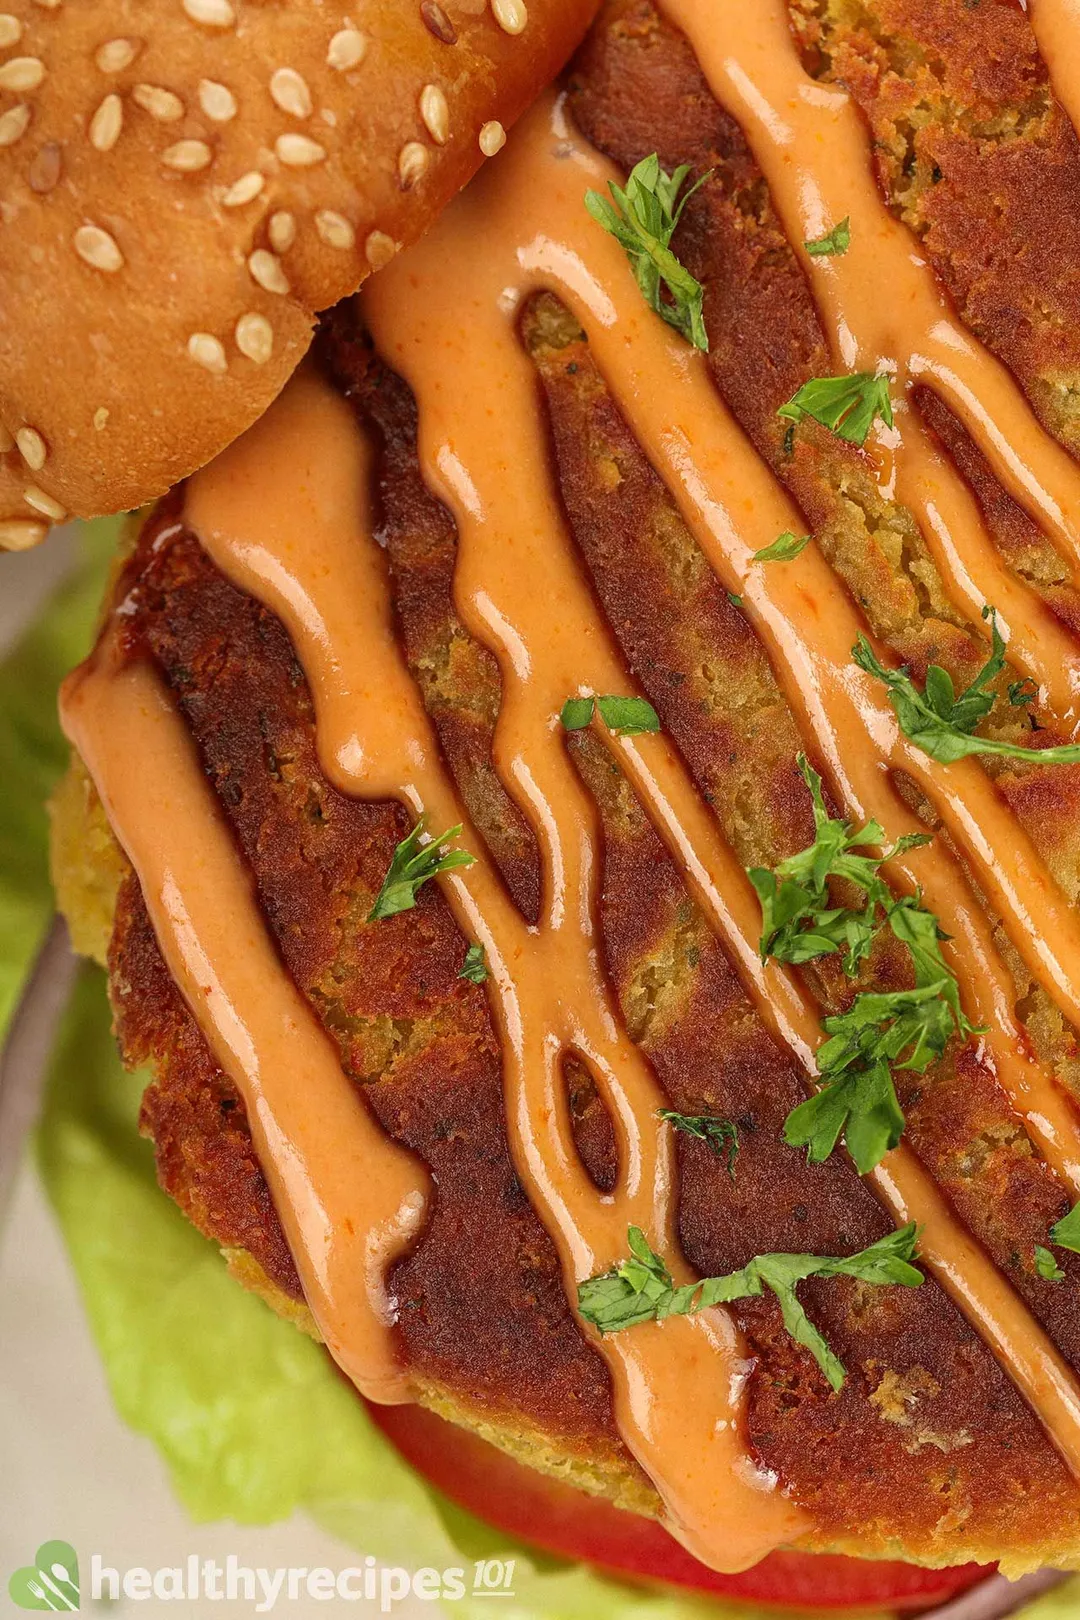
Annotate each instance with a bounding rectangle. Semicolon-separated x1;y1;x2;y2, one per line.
8;1541;80;1611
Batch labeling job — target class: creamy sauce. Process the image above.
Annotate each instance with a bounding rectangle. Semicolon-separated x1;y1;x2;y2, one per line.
185;373;807;1570
60;643;429;1407
60;0;1080;1563
1028;0;1080;146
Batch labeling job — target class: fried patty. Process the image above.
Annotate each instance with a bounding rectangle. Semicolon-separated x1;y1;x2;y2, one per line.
53;0;1080;1572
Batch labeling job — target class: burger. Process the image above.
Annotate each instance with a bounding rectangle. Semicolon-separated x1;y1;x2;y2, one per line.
8;0;1080;1611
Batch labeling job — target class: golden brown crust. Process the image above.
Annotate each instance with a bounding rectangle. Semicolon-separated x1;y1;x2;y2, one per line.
0;0;597;542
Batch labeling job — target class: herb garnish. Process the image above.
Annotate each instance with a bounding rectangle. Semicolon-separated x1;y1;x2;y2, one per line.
585;154;712;352
459;943;489;984
749;755;978;1172
578;1223;923;1391
777;372;893;448
753;531;812;564
748;755;930;975
1051;1203;1080;1254
368;817;476;921
853;609;1080;767
658;1110;739;1177
1009;679;1037;708
560;694;661;737
1035;1245;1065;1283
805;217;851;257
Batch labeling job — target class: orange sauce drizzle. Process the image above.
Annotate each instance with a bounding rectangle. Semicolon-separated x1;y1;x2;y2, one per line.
1027;0;1080;149
59;642;429;1407
670;0;1080;658
358;98;1080;1480
185;372;808;1571
60;1;1080;1559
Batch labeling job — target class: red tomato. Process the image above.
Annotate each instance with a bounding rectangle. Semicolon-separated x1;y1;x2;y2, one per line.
368;1401;993;1612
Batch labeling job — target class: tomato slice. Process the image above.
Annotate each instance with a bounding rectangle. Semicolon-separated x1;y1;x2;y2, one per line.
368;1401;993;1612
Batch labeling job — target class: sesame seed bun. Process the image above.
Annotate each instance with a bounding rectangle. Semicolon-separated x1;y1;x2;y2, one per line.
0;0;597;548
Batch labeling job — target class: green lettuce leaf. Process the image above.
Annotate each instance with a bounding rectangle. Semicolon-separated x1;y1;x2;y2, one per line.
0;521;117;1029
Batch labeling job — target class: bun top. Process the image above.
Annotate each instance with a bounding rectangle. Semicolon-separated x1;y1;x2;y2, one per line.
0;0;595;549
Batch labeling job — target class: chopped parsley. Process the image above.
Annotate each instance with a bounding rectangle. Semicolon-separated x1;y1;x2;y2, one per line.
368;817;476;921
1051;1202;1080;1254
658;1110;739;1177
459;943;489;984
585;153;712;351
1009;678;1037;708
853;609;1080;767
777;372;894;448
753;530;813;564
804;217;851;257
749;756;978;1172
1035;1245;1066;1283
560;694;661;737
578;1222;923;1391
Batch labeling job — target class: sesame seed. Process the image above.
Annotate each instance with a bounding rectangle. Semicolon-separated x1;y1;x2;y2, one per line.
31;0;60;9
0;56;44;92
74;223;123;272
15;426;46;469
162;138;212;172
248;248;289;294
0;14;22;48
268;210;295;252
235;311;273;364
315;209;355;249
198;78;236;121
89;93;123;152
221;169;264;206
420;1;457;44
188;331;227;372
95;37;141;72
479;119;506;156
182;0;235;27
23;485;66;521
132;82;184;121
327;26;367;70
0;102;29;146
365;229;399;270
93;407;109;431
0;519;47;551
27;140;60;190
491;0;527;32
0;424;12;451
419;83;448;145
270;66;311;118
398;140;427;190
275;132;325;167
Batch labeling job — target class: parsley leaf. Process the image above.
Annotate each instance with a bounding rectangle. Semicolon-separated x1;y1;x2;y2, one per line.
560;695;661;737
1035;1245;1066;1283
658;1110;739;1177
585;154;712;351
459;943;489;984
749;756;977;1173
578;1223;923;1391
1051;1203;1080;1254
560;697;595;731
1009;678;1037;708
368;817;476;921
753;531;813;564
853;612;1080;767
747;754;929;975
777;372;894;448
804;217;851;257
